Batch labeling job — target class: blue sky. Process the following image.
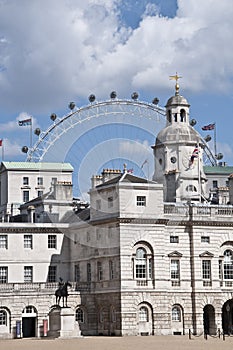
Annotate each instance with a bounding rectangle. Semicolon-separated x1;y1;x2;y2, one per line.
0;0;233;196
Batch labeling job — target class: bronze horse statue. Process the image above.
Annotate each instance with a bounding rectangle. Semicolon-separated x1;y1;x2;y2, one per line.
55;279;72;307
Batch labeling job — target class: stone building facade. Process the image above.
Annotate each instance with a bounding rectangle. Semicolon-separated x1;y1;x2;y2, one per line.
0;86;233;338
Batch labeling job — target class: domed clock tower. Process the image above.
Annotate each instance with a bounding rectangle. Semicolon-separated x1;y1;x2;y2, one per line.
152;75;207;202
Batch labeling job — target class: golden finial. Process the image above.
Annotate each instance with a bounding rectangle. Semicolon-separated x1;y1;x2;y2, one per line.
169;72;182;95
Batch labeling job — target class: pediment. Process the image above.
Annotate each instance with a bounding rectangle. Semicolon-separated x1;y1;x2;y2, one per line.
199;251;214;258
168;251;183;258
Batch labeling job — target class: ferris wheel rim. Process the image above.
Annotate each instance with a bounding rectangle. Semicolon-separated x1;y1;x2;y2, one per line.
26;99;166;162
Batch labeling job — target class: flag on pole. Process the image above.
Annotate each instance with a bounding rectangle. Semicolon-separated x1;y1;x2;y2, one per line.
189;145;199;167
18;118;32;126
0;139;2;147
127;168;134;174
201;123;215;131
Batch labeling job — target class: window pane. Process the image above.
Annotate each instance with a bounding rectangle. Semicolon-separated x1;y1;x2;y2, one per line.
76;308;84;323
0;235;7;249
136;248;146;279
87;263;91;282
37;177;43;186
24;266;33;283
74;264;80;282
0;267;8;284
224;250;233;279
48;235;57;249
24;235;32;249
136;196;146;206
202;260;211;279
139;306;148;322
23;190;29;202
97;262;103;281
172;306;181;321
48;266;57;283
171;260;180;279
0;310;7;325
23;177;29;185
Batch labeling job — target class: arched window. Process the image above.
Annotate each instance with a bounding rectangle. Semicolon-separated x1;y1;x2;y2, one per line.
110;306;116;323
172;306;181;322
180;109;186;122
168;110;172;123
76;307;84;323
0;310;7;325
224;249;233;279
136;248;147;279
132;244;153;285
139;306;149;322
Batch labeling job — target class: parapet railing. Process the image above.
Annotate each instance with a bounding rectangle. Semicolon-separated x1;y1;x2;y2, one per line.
0;281;90;292
164;203;233;218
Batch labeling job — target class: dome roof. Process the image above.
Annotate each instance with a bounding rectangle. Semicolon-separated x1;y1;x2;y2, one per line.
166;94;190;108
156;124;198;145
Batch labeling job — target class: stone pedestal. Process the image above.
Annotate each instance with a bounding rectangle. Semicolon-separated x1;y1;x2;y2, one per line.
59;307;81;338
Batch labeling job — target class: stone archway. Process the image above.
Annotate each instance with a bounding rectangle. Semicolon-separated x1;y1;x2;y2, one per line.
222;300;233;334
137;303;153;336
203;304;216;335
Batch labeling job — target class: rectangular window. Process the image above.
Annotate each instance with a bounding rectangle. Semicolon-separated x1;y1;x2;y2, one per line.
23;190;29;202
96;228;101;240
74;264;80;282
97;261;103;281
108;197;113;208
170;236;179;243
37;177;43;186
0;267;8;284
48;266;57;283
202;260;212;286
0;235;7;249
24;266;33;283
136;261;146;279
48;235;57;249
109;260;114;280
37;190;43;197
87;263;91;282
136;196;146;206
24;235;33;249
51;177;57;184
202;260;211;279
213;180;218;188
201;236;210;243
96;199;101;210
171;260;180;280
23;177;29;185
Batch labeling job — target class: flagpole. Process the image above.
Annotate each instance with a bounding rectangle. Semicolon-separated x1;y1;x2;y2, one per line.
214;123;217;157
2;141;4;161
30;119;32;149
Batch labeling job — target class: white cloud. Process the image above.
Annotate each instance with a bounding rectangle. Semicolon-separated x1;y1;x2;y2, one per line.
0;139;22;157
0;0;232;116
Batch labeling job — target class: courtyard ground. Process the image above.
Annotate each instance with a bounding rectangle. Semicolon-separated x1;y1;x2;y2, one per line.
0;335;233;350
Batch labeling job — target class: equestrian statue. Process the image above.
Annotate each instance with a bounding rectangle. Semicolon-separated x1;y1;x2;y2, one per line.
55;278;72;307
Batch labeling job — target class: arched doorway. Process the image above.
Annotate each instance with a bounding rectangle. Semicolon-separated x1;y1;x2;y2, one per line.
222;300;233;334
203;305;216;335
138;303;153;336
22;306;37;338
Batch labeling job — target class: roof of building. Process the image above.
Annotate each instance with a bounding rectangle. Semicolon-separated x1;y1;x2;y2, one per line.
96;172;157;188
0;161;73;171
204;166;233;175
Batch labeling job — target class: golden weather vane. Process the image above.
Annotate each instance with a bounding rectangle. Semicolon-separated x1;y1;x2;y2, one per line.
169;72;182;95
